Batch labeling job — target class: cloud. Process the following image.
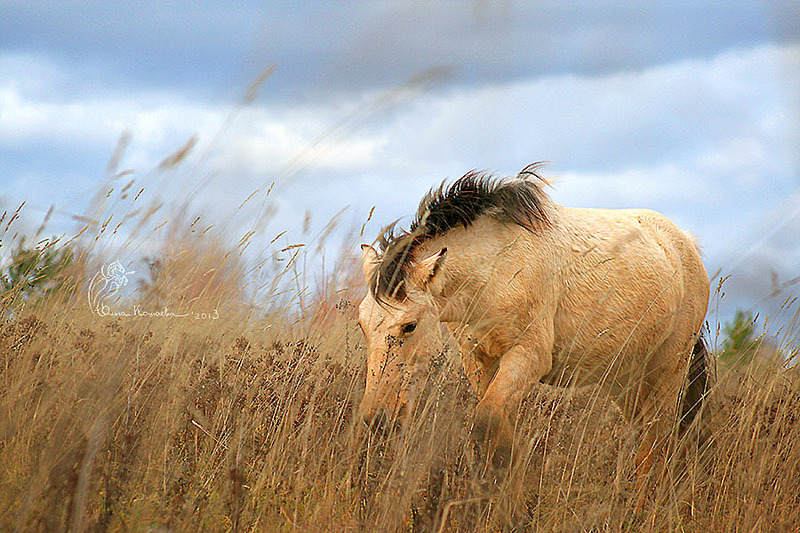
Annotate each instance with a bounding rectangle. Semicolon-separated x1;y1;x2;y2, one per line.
382;43;797;175
1;1;797;102
3;41;796;208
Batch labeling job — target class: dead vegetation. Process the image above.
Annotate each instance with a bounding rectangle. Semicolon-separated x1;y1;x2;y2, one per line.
0;282;798;531
1;127;798;531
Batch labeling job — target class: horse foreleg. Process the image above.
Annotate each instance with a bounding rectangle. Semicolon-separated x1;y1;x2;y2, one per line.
472;344;552;484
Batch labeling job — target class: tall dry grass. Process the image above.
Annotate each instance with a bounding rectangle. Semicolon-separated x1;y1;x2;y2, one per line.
0;235;798;532
1;92;798;531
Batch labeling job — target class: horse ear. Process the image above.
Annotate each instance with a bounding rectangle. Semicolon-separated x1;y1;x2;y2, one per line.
413;247;447;290
360;244;379;279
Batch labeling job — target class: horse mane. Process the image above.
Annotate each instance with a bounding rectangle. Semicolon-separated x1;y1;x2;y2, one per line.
370;162;551;304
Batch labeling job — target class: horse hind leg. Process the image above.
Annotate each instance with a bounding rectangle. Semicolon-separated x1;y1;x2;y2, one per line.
610;343;687;508
625;336;710;511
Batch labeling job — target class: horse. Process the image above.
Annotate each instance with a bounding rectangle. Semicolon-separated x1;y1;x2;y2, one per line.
356;163;710;499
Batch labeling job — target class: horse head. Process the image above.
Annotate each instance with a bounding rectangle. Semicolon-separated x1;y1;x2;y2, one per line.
357;244;447;431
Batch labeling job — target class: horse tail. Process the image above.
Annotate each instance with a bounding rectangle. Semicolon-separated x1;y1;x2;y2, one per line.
679;334;709;435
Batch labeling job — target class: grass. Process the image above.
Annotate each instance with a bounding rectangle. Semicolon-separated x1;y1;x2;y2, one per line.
0;268;798;532
1;124;798;531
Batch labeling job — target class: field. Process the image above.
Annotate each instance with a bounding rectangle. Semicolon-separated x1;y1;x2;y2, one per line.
5;2;800;530
0;133;799;531
1;228;799;533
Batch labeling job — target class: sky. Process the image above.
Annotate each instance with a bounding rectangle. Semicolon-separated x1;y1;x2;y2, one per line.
1;1;799;338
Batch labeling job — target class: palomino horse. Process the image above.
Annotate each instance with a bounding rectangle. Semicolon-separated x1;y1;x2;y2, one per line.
357;163;709;496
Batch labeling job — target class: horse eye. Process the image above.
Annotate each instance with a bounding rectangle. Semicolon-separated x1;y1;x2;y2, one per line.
401;322;417;334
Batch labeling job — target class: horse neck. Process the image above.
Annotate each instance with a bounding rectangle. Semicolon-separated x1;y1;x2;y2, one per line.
421;221;522;325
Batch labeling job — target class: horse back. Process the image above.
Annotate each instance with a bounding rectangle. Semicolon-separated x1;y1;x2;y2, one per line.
547;206;709;385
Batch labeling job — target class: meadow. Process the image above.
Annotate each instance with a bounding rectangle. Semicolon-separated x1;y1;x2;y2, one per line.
1;215;798;533
1;129;799;532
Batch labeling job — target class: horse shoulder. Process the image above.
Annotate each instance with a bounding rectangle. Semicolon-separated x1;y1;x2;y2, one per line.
441;221;558;365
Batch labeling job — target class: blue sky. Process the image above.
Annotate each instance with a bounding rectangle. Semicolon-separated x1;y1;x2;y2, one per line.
1;1;799;335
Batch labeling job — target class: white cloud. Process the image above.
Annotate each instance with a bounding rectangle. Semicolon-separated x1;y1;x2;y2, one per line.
0;85;223;165
381;42;798;177
0;72;387;180
0;52;63;96
3;41;795;188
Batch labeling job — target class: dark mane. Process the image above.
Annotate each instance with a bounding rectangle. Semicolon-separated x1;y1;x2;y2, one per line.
370;163;550;304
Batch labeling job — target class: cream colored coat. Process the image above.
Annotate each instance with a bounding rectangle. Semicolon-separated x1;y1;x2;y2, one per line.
358;203;709;486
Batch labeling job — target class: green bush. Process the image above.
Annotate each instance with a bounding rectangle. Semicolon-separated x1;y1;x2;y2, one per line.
1;238;76;301
720;310;761;366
